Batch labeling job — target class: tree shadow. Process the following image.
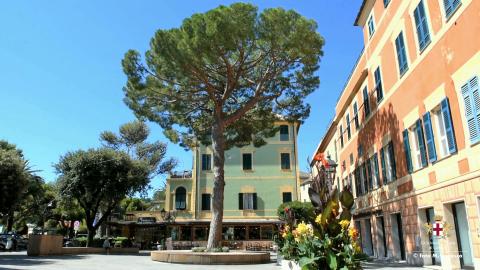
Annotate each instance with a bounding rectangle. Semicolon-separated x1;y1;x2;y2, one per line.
0;252;87;268
354;98;421;264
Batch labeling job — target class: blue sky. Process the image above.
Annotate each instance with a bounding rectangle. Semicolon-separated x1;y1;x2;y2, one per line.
0;0;363;194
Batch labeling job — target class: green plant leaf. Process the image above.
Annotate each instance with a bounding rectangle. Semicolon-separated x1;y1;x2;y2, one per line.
299;256;316;268
326;251;337;270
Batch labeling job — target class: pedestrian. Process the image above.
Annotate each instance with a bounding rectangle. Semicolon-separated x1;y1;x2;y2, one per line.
103;238;111;255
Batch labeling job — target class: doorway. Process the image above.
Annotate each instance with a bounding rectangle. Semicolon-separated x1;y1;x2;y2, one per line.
376;216;387;258
391;213;406;260
452;202;473;268
426;208;441;265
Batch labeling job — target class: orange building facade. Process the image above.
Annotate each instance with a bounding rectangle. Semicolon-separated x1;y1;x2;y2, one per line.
312;0;480;268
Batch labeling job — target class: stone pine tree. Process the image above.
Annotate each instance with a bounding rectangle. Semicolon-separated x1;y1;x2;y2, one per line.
121;3;324;248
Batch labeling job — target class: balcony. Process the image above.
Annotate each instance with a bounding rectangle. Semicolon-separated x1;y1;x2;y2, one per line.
169;170;192;179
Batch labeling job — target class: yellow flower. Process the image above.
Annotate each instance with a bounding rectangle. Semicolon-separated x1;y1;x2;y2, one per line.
315;214;322;225
339;220;350;230
352;241;362;254
348;227;359;241
296;222;312;236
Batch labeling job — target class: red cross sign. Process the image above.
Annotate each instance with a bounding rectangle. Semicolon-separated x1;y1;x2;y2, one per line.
433;222;443;237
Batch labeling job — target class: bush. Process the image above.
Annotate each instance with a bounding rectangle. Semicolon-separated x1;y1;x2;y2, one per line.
113;237;130;248
192;247;207;252
277;201;315;223
191;246;229;253
72;237;104;248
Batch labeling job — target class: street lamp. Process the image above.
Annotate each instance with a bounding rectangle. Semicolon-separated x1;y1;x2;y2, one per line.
160;208;176;224
309;153;338;210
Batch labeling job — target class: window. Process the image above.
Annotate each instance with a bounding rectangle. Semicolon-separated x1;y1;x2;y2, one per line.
369;153;380;189
201;193;211;211
404;120;428;171
242;153;252;170
444;0;461;19
339;125;344;148
282;192;292;203
395;32;409;76
410;120;428;170
201;154;211;171
280;125;289;141
239;193;257;210
353;102;360;129
350;153;354;165
346;114;351;140
363;87;370;117
374;67;384;102
175;187;186;210
414;0;431;51
461;76;480;145
281;153;291;170
423;111;437;163
384;0;391;8
431;98;457;158
368;16;375;38
381;141;397;183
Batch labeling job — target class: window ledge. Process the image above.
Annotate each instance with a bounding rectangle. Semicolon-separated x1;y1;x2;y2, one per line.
243;170;255;173
281;169;292;172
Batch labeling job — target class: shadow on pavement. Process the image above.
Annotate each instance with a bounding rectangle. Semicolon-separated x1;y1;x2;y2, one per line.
0;252;87;268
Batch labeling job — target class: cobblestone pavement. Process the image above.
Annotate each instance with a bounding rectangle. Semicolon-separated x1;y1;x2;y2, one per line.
0;251;425;270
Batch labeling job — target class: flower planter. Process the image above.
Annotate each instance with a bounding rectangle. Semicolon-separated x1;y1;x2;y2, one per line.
281;259;301;270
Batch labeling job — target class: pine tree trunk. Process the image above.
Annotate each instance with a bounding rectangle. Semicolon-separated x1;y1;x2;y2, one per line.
87;227;95;247
206;120;225;249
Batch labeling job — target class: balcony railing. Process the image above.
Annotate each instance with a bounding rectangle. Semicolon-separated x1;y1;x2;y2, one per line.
170;170;192;179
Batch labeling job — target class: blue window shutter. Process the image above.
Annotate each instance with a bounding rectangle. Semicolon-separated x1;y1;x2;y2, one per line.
353;103;360;129
388;142;397;180
366;158;373;191
423;112;437;163
380;148;387;184
441;97;459;152
363;87;370;117
444;0;452;17
375;67;383;102
373;153;380;187
414;1;431;51
444;0;461;18
414;4;423;48
403;129;413;173
396;33;408;75
416;119;428;168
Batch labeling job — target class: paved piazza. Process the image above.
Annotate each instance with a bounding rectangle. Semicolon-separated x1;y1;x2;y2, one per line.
0;251;423;270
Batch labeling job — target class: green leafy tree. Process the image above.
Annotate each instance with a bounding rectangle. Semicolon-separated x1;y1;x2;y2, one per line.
100;120;177;186
152;188;166;201
0;140;30;231
122;3;323;248
13;177;56;232
56;148;150;246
